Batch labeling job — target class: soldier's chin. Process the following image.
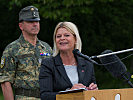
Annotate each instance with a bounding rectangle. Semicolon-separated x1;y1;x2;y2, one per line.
33;31;39;34
31;32;38;35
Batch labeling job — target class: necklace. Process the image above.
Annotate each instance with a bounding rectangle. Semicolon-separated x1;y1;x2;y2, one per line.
63;62;76;66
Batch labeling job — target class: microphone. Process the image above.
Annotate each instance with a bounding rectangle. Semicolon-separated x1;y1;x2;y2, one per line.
73;49;98;64
99;50;133;87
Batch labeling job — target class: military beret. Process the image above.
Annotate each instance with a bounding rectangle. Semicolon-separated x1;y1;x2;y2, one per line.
19;6;40;22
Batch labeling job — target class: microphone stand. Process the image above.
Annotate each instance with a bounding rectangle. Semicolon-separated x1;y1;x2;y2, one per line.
121;73;133;88
91;48;133;59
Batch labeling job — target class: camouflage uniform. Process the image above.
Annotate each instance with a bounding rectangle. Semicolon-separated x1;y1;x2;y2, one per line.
0;34;52;100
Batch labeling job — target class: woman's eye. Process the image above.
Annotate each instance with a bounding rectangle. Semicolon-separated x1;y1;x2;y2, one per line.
65;34;70;37
56;35;61;38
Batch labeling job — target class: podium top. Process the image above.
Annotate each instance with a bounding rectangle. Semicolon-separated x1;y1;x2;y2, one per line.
58;88;87;94
56;88;133;100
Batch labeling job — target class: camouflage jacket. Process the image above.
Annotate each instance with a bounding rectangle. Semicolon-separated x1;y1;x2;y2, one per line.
0;34;52;89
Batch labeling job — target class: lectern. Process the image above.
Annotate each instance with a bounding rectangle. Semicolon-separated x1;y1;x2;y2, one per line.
56;88;133;100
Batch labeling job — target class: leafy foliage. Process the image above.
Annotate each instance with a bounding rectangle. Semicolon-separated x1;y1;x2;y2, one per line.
7;0;113;20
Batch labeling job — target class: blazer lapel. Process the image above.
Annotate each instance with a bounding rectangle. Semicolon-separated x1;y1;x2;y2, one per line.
54;55;72;86
76;56;87;83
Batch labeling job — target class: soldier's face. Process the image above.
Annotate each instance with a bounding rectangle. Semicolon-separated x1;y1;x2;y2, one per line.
19;21;40;35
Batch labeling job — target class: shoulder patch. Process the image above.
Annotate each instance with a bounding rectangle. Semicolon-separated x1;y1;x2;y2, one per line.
1;58;5;69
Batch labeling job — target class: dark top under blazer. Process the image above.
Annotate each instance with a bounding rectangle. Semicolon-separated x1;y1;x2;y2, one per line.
39;54;96;100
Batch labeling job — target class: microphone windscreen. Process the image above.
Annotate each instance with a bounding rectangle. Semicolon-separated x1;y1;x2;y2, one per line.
100;50;127;78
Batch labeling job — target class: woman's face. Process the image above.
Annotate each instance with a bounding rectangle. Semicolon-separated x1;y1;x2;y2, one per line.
55;27;76;52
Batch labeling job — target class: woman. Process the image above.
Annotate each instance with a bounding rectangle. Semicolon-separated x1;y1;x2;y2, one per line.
39;22;98;100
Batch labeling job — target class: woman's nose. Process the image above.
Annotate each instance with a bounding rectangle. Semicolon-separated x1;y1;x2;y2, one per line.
60;36;65;39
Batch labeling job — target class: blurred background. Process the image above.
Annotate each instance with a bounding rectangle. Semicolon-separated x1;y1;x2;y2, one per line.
0;0;133;99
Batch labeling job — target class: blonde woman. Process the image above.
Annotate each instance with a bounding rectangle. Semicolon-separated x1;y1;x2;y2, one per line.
39;22;98;100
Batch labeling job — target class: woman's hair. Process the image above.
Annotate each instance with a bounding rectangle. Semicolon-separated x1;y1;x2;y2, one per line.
53;21;82;56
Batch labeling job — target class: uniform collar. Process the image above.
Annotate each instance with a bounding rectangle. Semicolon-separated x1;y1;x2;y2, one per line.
18;34;40;48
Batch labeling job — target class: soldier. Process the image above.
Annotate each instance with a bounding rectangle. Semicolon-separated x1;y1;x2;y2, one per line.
0;5;52;100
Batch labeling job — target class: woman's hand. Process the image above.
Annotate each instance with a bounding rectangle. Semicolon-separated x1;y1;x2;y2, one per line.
70;83;86;90
86;83;98;90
